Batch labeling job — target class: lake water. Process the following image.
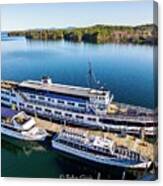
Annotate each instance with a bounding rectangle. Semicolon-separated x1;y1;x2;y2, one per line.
1;37;156;179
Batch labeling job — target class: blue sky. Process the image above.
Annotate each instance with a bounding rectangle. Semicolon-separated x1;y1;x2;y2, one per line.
1;1;153;31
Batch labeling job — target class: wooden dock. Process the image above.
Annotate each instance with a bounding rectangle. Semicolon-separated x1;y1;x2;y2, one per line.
35;117;156;161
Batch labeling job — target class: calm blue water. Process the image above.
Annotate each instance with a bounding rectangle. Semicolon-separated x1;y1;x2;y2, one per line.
1;36;156;179
2;37;156;108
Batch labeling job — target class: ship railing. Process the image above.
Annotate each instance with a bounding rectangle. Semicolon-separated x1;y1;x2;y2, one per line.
107;111;153;118
54;141;133;162
57;136;86;148
28;99;93;115
114;102;154;113
114;147;141;162
58;135;115;156
103;114;156;123
59;131;86;140
23;98;156;122
22;105;100;127
61;130;87;138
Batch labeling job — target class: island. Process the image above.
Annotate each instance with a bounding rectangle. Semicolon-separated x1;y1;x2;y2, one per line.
8;24;158;45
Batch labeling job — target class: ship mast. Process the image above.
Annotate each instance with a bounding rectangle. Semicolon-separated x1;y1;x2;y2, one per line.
88;59;100;89
87;59;107;91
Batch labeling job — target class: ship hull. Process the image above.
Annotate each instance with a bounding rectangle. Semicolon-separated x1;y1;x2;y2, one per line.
1;125;47;142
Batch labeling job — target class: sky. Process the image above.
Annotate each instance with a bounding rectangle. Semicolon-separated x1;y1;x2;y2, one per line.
1;1;154;31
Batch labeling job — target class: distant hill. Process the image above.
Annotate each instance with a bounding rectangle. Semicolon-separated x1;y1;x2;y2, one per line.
8;24;158;45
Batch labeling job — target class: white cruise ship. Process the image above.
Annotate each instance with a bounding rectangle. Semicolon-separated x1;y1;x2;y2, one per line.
1;107;48;141
51;128;152;169
1;76;157;136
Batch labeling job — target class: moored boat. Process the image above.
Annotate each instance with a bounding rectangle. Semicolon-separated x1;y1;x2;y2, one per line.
51;128;152;169
1;76;157;137
1;106;48;141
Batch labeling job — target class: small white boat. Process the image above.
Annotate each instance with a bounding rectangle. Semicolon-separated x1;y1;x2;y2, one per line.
1;107;48;141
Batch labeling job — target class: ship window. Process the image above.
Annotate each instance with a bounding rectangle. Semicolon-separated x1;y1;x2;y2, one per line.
146;122;157;127
67;102;75;106
2;90;10;95
36;107;42;111
65;113;72;117
1;97;10;102
99;108;103;111
55;111;62;115
11;93;16;97
48;98;51;101
87;117;96;122
7;92;10;95
99;97;105;100
38;96;45;100
45;108;52;113
27;104;33;109
19;103;24;106
78;104;85;108
30;95;36;99
58;100;64;104
99;118;109;124
76;115;84;119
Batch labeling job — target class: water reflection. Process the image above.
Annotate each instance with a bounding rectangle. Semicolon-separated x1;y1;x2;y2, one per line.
1;135;46;156
1;135;138;179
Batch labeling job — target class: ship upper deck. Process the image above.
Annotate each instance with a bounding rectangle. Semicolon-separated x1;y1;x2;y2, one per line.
1;80;18;90
19;80;108;98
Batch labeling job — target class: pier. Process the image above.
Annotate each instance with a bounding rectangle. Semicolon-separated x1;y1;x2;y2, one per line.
35;117;156;161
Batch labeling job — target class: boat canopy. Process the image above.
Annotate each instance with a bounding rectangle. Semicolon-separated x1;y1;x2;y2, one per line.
1;106;19;118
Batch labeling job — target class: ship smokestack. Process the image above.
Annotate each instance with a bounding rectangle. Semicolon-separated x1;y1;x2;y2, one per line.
41;76;52;85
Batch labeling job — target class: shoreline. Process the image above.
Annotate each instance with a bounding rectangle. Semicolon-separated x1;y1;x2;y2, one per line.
6;24;158;45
